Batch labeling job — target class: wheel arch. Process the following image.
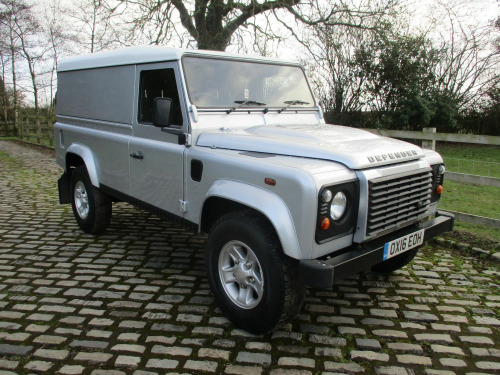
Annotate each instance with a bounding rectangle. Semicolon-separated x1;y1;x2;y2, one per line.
201;180;302;259
66;143;100;187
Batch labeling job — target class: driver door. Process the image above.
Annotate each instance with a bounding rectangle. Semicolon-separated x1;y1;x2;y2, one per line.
129;62;187;216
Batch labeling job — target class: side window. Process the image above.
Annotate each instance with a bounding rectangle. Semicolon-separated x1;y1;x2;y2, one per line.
138;68;183;126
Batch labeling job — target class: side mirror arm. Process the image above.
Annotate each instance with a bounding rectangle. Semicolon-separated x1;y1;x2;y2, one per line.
161;127;191;146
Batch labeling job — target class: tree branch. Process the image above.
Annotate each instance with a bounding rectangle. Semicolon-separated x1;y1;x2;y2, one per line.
170;0;198;40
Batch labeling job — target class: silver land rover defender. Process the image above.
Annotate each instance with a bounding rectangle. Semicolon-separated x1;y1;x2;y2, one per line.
55;46;454;334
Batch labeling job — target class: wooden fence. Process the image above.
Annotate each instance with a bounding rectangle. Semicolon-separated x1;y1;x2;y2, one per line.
17;114;55;147
1;116;498;227
0;121;16;137
365;128;500;227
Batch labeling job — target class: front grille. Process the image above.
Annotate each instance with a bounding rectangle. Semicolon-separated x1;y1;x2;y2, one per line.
367;169;432;237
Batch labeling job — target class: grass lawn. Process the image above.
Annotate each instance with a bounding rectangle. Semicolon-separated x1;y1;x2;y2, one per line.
438;180;500;244
438;181;500;219
435;142;500;245
438;181;500;245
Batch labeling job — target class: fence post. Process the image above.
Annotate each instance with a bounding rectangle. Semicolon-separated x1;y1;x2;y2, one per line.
36;116;41;144
18;114;23;140
422;127;436;150
47;117;54;147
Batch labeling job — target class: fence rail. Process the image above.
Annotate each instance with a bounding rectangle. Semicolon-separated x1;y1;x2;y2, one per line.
441;210;500;229
445;172;500;188
366;128;500;146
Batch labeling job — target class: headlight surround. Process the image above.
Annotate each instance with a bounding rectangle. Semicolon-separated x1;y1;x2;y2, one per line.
430;163;445;203
316;181;359;244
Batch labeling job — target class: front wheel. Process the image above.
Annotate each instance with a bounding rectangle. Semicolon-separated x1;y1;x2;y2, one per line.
70;165;111;234
205;211;304;334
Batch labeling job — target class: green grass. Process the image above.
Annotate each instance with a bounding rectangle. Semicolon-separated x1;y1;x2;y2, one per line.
439;181;500;219
437;143;500;177
436;143;500;163
434;143;500;244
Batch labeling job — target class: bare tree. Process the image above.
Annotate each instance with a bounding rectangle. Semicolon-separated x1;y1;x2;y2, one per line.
0;51;11;122
41;0;68;112
14;8;44;112
0;0;49;115
115;0;398;51
0;0;25;124
298;24;373;114
68;0;121;53
279;0;399;114
429;4;500;111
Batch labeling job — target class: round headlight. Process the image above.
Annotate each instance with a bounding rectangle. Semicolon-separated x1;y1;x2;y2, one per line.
322;189;333;203
330;191;347;220
438;165;446;175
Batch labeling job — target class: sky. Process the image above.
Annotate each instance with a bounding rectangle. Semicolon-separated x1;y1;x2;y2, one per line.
10;0;500;108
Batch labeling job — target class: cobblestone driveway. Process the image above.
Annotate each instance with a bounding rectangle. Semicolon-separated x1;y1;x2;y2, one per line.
0;139;499;375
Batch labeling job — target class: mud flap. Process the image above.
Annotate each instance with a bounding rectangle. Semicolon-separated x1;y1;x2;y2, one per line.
58;172;71;204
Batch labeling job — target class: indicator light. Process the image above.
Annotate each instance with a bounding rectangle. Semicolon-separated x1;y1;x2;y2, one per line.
265;178;276;186
320;217;330;230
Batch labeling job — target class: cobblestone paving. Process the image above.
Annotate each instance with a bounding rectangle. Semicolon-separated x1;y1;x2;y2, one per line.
0;139;499;375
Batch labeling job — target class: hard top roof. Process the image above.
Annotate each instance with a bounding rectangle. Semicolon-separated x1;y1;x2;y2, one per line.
58;46;298;72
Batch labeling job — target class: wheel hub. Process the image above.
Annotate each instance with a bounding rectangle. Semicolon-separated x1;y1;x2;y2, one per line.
233;261;254;288
218;240;264;309
74;181;89;219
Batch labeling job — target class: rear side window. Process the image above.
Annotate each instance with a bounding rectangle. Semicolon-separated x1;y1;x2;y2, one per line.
138;68;183;126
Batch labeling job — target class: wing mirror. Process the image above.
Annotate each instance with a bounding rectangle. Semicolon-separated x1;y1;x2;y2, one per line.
153;97;172;128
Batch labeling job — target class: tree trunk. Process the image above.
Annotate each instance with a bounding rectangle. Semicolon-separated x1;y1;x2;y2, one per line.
9;44;17;128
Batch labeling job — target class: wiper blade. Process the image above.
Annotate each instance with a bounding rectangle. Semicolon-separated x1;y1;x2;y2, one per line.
278;100;310;113
227;99;267;114
234;100;266;107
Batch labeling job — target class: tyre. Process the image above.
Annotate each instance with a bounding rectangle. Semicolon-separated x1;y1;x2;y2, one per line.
70;165;112;234
371;248;419;273
205;211;304;334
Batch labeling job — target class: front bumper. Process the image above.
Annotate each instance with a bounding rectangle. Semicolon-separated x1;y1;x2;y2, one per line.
299;211;454;288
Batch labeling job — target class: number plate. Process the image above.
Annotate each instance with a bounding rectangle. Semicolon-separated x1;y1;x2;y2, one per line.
383;229;425;261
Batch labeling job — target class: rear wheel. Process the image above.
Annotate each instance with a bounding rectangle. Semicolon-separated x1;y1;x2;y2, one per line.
205;211;304;334
70;165;111;234
371;248;419;273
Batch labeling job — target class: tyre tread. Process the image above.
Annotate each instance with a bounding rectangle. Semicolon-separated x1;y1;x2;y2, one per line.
71;165;111;235
207;210;304;333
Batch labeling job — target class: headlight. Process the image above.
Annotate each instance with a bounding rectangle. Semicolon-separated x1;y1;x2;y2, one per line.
322;189;333;203
331;192;347;220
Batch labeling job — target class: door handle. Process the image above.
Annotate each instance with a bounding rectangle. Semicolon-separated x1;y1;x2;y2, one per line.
130;151;144;160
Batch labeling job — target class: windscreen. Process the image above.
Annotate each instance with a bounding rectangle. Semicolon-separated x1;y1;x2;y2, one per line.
182;56;315;109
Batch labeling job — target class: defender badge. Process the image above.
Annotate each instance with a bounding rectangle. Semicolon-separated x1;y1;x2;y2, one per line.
368;150;419;163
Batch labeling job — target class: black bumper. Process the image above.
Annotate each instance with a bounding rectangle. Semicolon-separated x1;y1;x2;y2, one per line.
299;211;455;289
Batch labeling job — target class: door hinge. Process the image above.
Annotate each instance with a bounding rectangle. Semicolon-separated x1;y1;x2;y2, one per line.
179;200;188;213
185;134;192;147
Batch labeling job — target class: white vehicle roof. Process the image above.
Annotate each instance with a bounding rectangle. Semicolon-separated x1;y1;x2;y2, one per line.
58;46;299;72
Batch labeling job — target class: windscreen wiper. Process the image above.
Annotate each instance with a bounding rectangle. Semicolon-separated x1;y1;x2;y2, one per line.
227;100;267;114
278;100;310;113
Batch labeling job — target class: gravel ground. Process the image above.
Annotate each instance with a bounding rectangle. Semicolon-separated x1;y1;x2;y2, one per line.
0;139;499;375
